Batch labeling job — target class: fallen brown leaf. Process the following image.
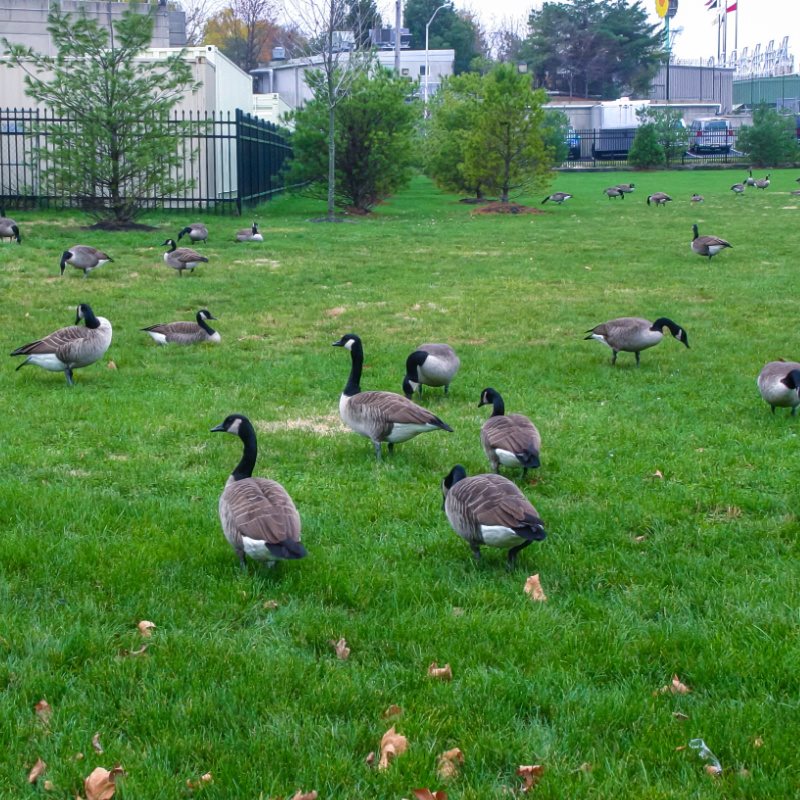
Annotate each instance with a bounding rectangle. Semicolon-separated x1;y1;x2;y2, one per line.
28;757;46;784
517;764;545;793
35;699;52;726
413;790;448;800
451;607;464;617
73;752;85;761
524;574;547;602
753;736;764;748
378;726;408;770
382;704;403;719
575;762;592;773
137;620;156;638
427;662;453;681
84;765;125;800
652;469;664;479
673;711;690;721
437;747;464;779
106;361;117;370
44;779;55;791
633;535;647;543
705;765;722;777
289;791;318;800
675;745;687;752
329;637;350;660
186;772;214;789
325;306;346;317
92;733;104;754
263;600;279;610
656;675;691;695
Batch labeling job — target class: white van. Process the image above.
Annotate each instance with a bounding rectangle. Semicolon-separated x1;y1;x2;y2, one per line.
688;118;733;154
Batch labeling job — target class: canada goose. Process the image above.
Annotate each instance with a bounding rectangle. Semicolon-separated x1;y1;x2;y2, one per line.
791;190;800;196
755;174;771;190
235;222;264;241
541;192;572;205
161;239;208;276
441;465;546;568
332;333;453;460
731;182;746;195
10;303;112;385
0;207;21;243
757;361;800;416
690;193;704;203
478;387;541;479
604;187;625;199
210;413;306;569
691;224;732;261
744;169;756;187
60;245;113;278
647;192;672;207
178;222;208;243
141;309;220;345
616;183;635;193
584;316;689;366
402;343;460;398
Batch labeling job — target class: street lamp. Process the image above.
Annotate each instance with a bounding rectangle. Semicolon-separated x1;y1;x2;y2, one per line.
424;3;448;112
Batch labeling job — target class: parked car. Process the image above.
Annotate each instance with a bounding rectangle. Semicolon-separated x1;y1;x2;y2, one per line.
688;118;733;154
566;127;581;159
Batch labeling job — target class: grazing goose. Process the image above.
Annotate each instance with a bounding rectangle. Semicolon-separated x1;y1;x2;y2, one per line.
10;303;112;385
60;245;113;278
647;192;672;207
755;173;771;190
541;192;572;205
616;183;635;193
402;343;460;399
211;413;306;569
603;187;625;199
178;222;208;243
478;387;541;479
141;309;220;345
731;182;746;195
791;190;800;196
744;169;756;187
691;224;732;261
332;333;453;460
757;361;800;416
690;193;704;203
235;222;264;241
0;207;21;243
161;238;208;276
584;316;689;366
441;465;546;568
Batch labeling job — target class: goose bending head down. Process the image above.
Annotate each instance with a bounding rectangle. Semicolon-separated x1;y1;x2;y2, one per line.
402;343;460;399
757;361;800;416
584;316;689;366
478;387;541;479
691;224;732;261
141;309;220;345
10;303;113;385
60;245;113;278
0;207;21;243
647;192;672;207
210;414;306;569
178;222;208;243
441;465;546;569
332;333;453;460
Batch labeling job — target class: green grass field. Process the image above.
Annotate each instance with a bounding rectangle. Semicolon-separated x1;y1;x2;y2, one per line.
2;169;799;798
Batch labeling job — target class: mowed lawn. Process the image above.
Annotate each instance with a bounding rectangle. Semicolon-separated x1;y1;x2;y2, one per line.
1;169;799;799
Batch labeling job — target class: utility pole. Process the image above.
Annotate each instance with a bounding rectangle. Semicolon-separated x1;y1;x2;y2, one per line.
394;0;401;74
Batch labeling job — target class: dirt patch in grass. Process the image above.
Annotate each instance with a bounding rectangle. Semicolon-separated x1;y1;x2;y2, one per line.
256;414;345;436
85;220;159;232
473;202;545;215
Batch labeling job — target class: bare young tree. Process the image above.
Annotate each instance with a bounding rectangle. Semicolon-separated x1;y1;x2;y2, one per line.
233;0;277;71
182;0;222;45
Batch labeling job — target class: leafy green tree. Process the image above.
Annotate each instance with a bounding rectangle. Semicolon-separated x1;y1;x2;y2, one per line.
522;0;663;99
636;107;686;165
542;109;570;165
628;123;665;168
286;66;416;212
736;106;798;167
1;6;199;226
346;0;382;49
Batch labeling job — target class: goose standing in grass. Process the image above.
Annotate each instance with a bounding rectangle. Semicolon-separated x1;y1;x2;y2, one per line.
332;333;453;460
441;465;546;568
584;316;689;366
60;245;113;278
731;182;746;196
755;174;771;190
161;238;208;276
478;388;541;479
178;222;208;243
402;343;460;399
141;309;220;345
691;224;732;261
745;169;756;187
211;413;306;569
647;192;672;207
0;207;21;243
757;361;800;416
541;192;572;205
604;187;625;199
616;183;635;194
10;303;112;385
691;193;704;203
235;222;264;241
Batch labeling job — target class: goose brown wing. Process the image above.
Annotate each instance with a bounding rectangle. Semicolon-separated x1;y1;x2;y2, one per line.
697;235;731;248
482;415;540;455
459;475;541;528
350;391;451;427
143;321;201;336
223;478;301;544
11;324;89;358
176;247;208;263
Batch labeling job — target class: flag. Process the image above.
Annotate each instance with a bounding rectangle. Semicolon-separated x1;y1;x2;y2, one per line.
726;2;737;10
705;0;718;8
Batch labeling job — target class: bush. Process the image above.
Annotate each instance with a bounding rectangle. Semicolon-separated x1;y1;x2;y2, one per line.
736;106;798;167
628;124;665;168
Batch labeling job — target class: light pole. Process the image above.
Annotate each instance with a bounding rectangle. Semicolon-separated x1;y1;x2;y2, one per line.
424;3;448;113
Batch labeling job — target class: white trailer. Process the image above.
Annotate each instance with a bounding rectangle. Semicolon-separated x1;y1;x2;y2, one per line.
590;98;650;159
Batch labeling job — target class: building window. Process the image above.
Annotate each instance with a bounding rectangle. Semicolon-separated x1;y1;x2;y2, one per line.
420;65;426;76
401;68;409;76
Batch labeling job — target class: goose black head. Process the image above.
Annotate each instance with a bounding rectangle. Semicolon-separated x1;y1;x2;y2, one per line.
441;464;468;508
161;239;177;250
652;318;689;349
332;333;361;351
478;387;498;408
198;309;217;321
252;222;259;233
60;250;73;276
211;413;249;436
402;375;416;399
781;370;800;393
75;303;98;327
178;226;191;240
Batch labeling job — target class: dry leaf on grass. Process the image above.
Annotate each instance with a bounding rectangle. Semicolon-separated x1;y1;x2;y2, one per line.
186;773;213;789
656;675;691;695
575;762;592;773
28;757;46;784
652;470;664;479
137;620;156;637
329;637;350;660
412;790;448;800
673;711;689;721
753;736;764;748
44;779;55;791
633;535;647;543
524;574;547;602
35;699;52;726
106;361;117;370
92;733;104;754
517;764;545;793
289;791;318;800
437;748;464;779
378;726;408;770
263;600;279;610
84;765;125;800
427;662;453;681
382;704;403;719
325;306;347;317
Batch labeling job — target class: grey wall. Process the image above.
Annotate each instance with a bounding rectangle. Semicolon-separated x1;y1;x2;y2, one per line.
648;64;734;112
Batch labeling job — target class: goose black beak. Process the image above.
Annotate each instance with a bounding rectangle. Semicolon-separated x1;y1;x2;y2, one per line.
210;423;226;432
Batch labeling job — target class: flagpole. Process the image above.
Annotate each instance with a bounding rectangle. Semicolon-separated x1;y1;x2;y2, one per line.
735;1;738;51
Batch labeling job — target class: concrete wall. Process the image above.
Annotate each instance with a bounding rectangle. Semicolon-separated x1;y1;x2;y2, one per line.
648;64;734;112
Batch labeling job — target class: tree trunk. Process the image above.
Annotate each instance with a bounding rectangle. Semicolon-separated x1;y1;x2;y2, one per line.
327;103;336;221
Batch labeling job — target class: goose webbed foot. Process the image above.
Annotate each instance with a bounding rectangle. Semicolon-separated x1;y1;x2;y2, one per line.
238;552;247;571
470;545;481;564
635;351;641;367
507;541;531;570
387;442;395;455
64;368;74;386
373;441;382;460
611;350;618;365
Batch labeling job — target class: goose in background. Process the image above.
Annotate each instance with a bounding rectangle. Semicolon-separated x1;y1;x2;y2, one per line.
235;222;264;241
755;174;771;190
178;222;208;243
691;224;732;261
211;414;306;569
731;182;746;195
333;333;453;460
162;238;209;276
441;465;546;568
690;193;704;203
647;192;672;207
478;388;541;479
745;169;756;187
60;245;113;278
542;192;572;205
757;361;800;416
10;303;112;385
402;343;460;399
585;316;689;366
0;207;21;243
615;183;635;193
604;187;625;199
141;309;220;345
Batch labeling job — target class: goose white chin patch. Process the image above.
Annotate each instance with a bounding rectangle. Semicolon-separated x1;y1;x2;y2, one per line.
227;418;242;435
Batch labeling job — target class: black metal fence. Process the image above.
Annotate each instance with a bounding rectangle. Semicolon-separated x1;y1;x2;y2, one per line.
0;107;292;214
